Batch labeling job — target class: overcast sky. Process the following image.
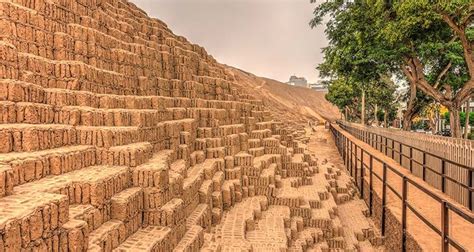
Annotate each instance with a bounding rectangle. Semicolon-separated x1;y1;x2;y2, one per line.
129;0;327;83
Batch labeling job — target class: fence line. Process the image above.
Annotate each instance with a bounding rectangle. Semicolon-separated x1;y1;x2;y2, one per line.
337;121;473;211
330;124;474;251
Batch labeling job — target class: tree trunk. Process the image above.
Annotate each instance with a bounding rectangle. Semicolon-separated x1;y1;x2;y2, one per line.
374;104;379;126
402;112;414;131
384;109;388;128
402;81;417;131
465;98;470;139
450;106;462;138
344;106;348;121
361;90;366;125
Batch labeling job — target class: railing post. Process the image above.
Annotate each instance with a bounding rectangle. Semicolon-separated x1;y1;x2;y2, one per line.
409;147;413;173
369;155;374;216
441;201;449;252
346;138;349;169
469;170;473;211
342;134;345;165
391;139;395;159
385;137;388;155
360;150;364;199
441;160;446;193
402;177;408;252
381;136;384;154
382;163;387;236
350;142;353;175
422;152;426;181
355;145;358;187
399;142;403;164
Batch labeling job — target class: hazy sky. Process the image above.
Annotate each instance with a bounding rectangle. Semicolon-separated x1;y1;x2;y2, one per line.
129;0;328;83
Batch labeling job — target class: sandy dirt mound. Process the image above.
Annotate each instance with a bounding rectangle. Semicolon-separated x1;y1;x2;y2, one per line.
225;67;340;123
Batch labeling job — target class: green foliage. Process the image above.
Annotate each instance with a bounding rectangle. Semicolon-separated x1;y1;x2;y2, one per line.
311;1;400;123
444;111;474;126
311;0;473;137
325;78;358;110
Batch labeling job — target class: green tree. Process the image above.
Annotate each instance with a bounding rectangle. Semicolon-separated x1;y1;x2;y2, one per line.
311;0;474;137
311;1;398;125
379;0;473;137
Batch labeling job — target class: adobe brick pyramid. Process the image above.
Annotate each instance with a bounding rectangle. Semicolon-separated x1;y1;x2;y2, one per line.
0;0;380;251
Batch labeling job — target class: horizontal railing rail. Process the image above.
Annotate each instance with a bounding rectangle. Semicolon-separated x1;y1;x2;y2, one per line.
330;124;474;252
337;121;473;211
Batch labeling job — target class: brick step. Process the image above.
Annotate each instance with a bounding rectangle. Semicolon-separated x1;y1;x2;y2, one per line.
14;165;129;207
248;139;262;148
0;79;259;112
110;187;143;222
0;123;77;153
248;147;264;157
199;180;213;205
75;118;196;148
182;162;209;206
250;129;272;139
255;121;274;130
0;101;55;124
87;220;129;252
186;204;212;230
0;164;13;197
205;147;225;159
58;106;235;127
58;106;179;127
0;192;69;251
213;196;268;249
0;145;96;187
196;125;248;139
112;226;172;252
143;198;185;227
189;150;205;166
234;152;254;166
170;159;188;177
61;219;90;251
253;154;281;170
131;150;173;189
173;225;204;252
11;52;219;99
215;124;245;137
105;142;154;167
69;204;109;232
246;206;290;250
194;137;223;150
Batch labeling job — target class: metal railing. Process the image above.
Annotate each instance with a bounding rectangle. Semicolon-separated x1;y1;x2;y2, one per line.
330;124;474;252
337;121;473;211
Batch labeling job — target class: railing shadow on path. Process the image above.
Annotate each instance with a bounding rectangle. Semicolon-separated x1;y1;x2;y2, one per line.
330;123;474;252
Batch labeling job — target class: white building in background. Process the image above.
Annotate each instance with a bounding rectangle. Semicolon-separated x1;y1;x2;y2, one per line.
309;81;328;92
286;75;308;88
461;95;474;113
286;75;328;92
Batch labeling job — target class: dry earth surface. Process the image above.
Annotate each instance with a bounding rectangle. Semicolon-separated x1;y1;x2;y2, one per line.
226;67;340;124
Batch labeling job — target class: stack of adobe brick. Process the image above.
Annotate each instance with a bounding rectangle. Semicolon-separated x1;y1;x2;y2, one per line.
0;0;378;251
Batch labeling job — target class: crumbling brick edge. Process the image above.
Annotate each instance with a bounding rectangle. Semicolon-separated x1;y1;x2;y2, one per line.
361;180;423;251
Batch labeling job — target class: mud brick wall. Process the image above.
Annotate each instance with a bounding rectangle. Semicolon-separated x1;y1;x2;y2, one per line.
0;0;322;251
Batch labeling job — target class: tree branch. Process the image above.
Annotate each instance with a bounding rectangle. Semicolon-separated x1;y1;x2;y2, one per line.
408;57;450;103
454;79;474;104
441;13;474;75
460;6;474;27
434;61;452;89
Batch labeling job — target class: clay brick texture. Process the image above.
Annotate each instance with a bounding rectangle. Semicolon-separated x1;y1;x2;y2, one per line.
0;0;382;251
